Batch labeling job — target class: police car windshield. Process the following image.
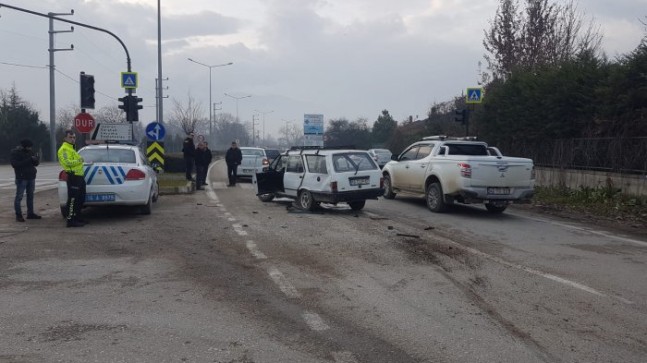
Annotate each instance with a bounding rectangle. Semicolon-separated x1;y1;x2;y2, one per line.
80;149;137;163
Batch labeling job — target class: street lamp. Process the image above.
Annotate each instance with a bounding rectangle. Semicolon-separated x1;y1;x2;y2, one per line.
254;109;274;143
187;58;233;143
224;93;251;124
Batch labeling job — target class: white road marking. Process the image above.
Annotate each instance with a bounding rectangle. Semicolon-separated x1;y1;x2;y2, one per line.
522;215;647;248
332;351;360;363
232;224;248;236
206;187;219;203
302;311;330;331
246;240;267;259
268;267;301;298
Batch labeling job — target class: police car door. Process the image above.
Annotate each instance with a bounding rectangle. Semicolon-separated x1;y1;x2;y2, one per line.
283;154;305;197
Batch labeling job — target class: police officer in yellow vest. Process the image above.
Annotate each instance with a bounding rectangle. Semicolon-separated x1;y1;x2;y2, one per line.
57;130;87;227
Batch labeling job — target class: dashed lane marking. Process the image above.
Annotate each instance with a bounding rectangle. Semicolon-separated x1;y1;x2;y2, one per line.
302;312;330;331
232;224;248;236
268;267;301;298
332;351;360;363
246;240;267;260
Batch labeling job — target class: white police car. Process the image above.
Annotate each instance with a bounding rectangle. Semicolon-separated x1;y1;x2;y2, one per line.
58;144;159;216
253;147;384;211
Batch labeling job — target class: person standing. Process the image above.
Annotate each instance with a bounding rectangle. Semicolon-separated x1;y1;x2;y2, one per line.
58;130;86;228
182;132;196;181
194;142;212;190
225;141;242;187
10;139;41;222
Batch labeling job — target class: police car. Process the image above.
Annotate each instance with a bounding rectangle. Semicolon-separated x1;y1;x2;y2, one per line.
58;143;159;216
253;146;384;211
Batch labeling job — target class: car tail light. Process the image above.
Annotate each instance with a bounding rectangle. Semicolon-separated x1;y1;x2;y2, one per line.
58;170;68;182
262;158;269;166
125;169;146;180
458;163;472;178
330;181;338;193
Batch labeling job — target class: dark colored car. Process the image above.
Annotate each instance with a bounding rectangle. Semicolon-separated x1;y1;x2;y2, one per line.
263;148;281;163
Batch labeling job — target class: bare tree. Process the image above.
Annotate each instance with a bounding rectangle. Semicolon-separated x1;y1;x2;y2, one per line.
169;93;205;134
213;112;250;149
277;122;303;148
95;105;125;123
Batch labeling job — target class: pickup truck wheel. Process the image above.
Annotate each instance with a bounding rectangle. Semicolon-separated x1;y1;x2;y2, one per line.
348;200;366;211
299;190;316;211
60;206;68;219
485;203;507;214
383;175;396;199
426;182;447;213
258;193;275;202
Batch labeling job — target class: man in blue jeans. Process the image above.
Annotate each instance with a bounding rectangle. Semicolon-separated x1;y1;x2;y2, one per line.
10;139;42;222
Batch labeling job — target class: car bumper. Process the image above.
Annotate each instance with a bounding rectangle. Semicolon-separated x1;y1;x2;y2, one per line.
58;181;152;206
311;188;385;203
451;187;534;204
237;166;267;178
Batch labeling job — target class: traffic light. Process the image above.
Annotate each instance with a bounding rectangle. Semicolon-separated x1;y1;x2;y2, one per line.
118;95;131;116
455;109;468;124
128;96;143;122
80;72;95;109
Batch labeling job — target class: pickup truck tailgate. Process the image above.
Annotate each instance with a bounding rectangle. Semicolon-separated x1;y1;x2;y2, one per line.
469;158;533;187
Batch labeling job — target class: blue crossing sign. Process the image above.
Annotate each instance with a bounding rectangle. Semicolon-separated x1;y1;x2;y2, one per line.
466;87;484;104
121;72;138;89
145;122;166;141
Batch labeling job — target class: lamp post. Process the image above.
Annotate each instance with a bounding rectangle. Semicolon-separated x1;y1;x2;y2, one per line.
224;93;251;124
254;109;273;144
187;58;233;144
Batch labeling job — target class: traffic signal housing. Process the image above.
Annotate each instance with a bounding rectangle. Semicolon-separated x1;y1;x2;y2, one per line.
128;96;143;122
80;73;95;109
455;109;468;124
118;95;131;116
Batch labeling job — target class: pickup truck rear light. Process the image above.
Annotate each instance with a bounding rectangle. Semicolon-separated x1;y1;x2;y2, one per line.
58;170;68;182
330;181;338;193
125;169;146;180
458;163;472;178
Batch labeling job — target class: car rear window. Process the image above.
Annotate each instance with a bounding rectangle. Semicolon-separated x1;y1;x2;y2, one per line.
265;149;280;160
80;149;137;163
242;149;265;156
374;149;391;155
332;152;377;172
446;144;488;156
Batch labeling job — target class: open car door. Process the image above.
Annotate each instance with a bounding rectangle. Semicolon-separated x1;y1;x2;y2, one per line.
253;154;286;195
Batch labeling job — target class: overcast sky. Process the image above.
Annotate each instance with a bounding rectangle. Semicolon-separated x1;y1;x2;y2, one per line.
0;0;644;142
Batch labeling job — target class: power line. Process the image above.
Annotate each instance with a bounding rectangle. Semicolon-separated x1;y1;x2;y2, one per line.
54;69;116;101
0;60;47;69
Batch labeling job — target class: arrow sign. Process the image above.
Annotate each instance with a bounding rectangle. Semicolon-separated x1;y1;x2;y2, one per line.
145;122;166;141
146;141;165;171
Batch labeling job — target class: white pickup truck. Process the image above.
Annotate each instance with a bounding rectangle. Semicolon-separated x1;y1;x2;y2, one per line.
382;136;535;213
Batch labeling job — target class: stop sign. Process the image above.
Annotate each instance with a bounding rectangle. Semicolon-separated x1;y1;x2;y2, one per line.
74;112;96;133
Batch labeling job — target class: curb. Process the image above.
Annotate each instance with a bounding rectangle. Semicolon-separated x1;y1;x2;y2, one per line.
159;181;195;195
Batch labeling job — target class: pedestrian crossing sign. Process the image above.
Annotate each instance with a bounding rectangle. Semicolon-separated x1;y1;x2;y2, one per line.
121;72;138;89
466;87;484;104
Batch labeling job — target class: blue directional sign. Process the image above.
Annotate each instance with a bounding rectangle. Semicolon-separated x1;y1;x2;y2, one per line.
145;122;166;141
121;72;138;89
466;87;484;104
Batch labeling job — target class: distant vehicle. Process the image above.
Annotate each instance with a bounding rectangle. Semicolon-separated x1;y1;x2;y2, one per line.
367;148;393;168
253;146;384;211
382;136;535;213
237;147;270;179
58;144;159;216
263;148;281;163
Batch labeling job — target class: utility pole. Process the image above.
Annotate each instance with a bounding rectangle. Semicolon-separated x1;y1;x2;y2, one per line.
48;10;74;161
155;77;169;122
252;114;259;146
212;101;222;145
157;0;164;124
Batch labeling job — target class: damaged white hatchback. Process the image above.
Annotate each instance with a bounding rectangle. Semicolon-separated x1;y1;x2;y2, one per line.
253;147;385;211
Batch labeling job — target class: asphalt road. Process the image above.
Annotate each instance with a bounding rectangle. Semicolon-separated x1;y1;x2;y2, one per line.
0;160;645;362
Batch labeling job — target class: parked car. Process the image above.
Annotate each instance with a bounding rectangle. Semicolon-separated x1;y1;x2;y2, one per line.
367;148;393;168
382;136;535;213
237;147;270;179
253;147;384;211
263;148;281;163
58;143;159;216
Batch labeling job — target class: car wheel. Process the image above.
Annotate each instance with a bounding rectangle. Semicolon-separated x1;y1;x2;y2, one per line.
60;206;68;219
426;182;447;213
485;203;507;214
152;182;159;202
348;200;366;211
383;174;396;199
299;190;316;211
141;190;153;215
258;193;275;202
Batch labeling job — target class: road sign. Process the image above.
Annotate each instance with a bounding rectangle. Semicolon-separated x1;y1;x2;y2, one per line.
466;87;484;104
304;114;324;135
147;141;165;171
121;72;138;89
145;122;166;141
74;112;96;133
91;123;133;141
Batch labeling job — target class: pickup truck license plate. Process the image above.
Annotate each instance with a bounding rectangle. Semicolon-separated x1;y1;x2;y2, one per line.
243;169;254;173
487;187;510;195
86;193;116;202
349;176;370;186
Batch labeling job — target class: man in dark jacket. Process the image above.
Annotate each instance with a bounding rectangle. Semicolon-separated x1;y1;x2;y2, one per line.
225;141;242;186
182;132;196;181
194;142;213;190
10;139;41;222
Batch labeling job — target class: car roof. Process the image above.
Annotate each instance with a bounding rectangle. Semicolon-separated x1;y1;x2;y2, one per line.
240;147;264;150
287;149;368;155
80;144;140;150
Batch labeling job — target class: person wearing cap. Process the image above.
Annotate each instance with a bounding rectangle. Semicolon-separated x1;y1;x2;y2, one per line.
225;141;242;186
182;132;196;181
10;139;42;222
57;130;86;228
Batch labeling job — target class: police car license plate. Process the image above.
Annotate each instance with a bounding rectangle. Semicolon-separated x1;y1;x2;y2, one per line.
487;187;510;195
86;193;116;202
349;176;370;186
